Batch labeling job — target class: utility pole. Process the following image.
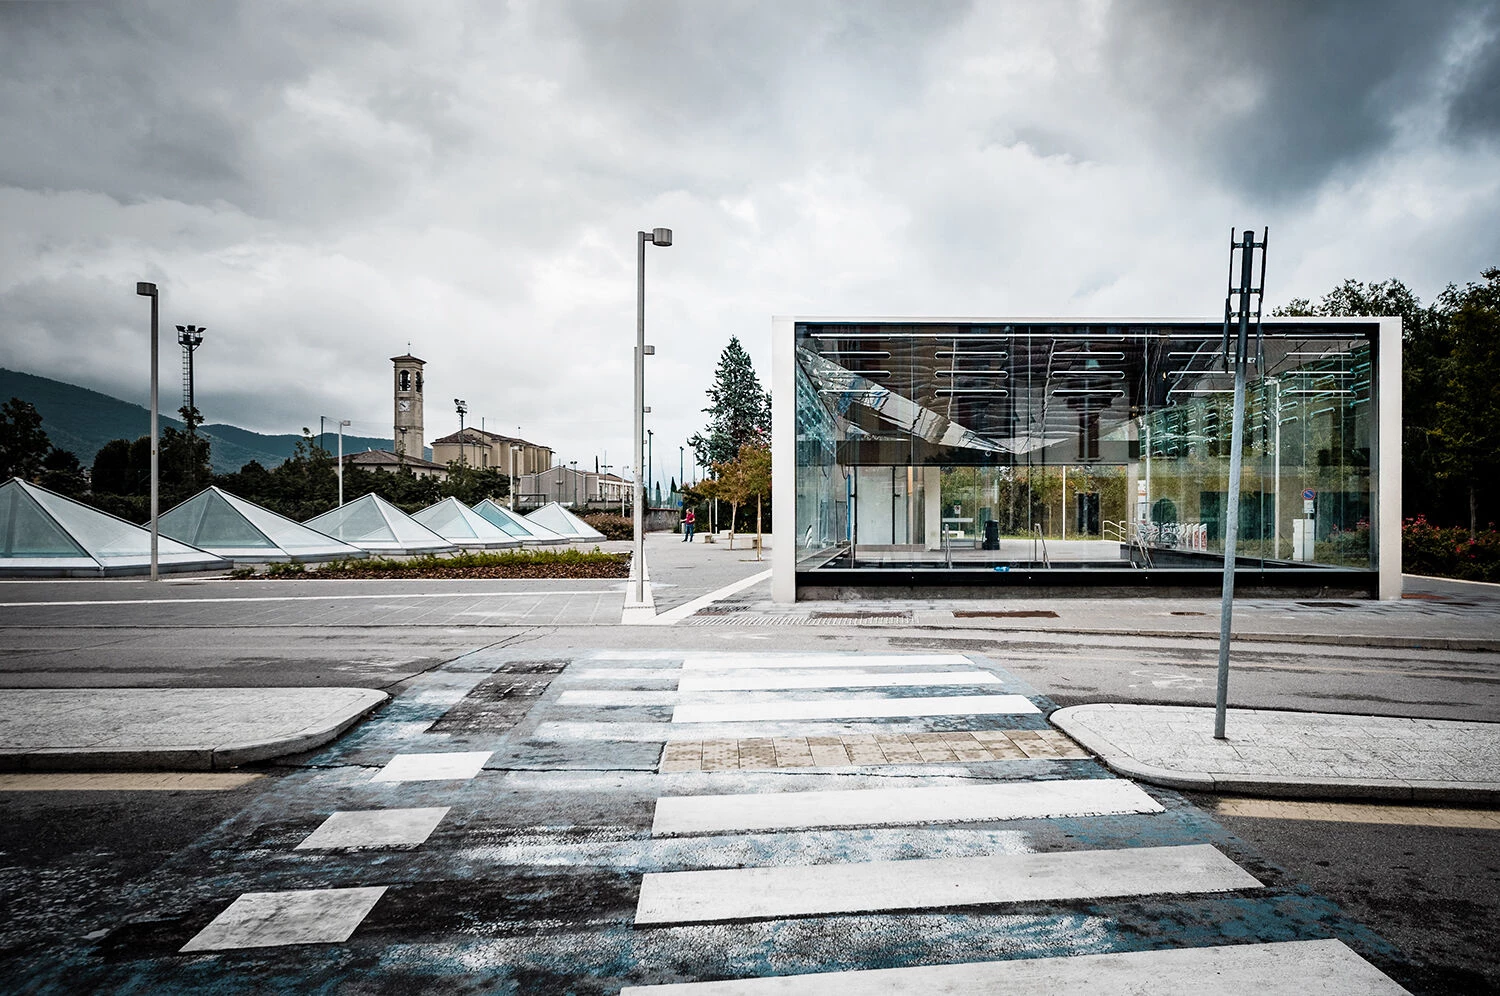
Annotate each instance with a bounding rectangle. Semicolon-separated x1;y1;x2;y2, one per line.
634;227;672;604
176;325;204;426
1214;227;1269;740
337;419;351;506
454;399;468;467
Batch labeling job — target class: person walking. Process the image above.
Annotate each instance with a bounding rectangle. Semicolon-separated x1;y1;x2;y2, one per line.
682;507;696;542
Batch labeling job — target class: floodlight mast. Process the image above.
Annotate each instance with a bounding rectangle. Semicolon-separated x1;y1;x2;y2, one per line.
633;228;672;604
1214;226;1268;740
136;282;159;581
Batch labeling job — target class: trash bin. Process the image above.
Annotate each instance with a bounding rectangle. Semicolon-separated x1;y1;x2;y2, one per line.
983;519;1000;550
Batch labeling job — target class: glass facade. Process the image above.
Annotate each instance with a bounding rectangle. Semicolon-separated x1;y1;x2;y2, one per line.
792;320;1381;589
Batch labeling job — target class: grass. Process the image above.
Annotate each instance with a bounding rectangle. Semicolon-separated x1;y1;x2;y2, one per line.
267;547;631;579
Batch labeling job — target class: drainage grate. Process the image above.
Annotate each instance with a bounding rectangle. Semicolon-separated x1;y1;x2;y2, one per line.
1297;601;1360;609
811;610;914;621
427;661;566;734
952;610;1060;619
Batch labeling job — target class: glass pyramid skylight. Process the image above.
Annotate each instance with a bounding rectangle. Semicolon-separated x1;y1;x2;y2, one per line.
160;487;368;563
525;501;605;541
303;493;456;554
471;499;569;544
412;498;521;549
0;478;228;576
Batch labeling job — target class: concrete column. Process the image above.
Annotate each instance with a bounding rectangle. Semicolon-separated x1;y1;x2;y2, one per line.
924;466;942;551
1376;316;1403;600
771;316;796;604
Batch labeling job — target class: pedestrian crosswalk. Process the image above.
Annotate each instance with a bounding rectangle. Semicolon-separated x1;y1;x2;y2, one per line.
88;648;1414;992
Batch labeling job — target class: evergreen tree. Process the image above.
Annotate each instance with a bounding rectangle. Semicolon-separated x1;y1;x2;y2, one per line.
689;336;770;467
0;398;51;481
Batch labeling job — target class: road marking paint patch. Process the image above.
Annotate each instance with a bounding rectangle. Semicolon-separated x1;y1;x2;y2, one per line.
180;886;387;952
651;779;1162;836
634;843;1260;924
0;772;263;792
678;670;1000;692
1213;797;1500;830
672;694;1039;724
682;654;976;671
370;751;492;782
616;938;1408;994
558;690;679;706
296;807;450;849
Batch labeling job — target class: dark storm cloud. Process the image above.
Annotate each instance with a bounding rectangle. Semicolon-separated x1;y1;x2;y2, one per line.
0;1;451;224
1100;0;1495;197
1448;11;1500;139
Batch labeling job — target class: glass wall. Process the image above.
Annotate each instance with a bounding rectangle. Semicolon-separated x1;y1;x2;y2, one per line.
794;321;1377;581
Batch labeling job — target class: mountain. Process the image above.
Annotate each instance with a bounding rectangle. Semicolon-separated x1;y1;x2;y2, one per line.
0;368;401;473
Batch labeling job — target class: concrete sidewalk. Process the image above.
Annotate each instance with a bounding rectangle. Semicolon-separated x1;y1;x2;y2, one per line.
1053;703;1500;804
0;688;387;772
698;574;1500;651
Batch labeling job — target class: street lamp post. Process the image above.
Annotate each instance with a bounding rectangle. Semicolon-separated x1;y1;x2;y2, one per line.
634;227;672;604
509;445;519;509
679;446;684;499
455;399;468;467
337;419;351;506
570;460;578;506
647;428;654;507
135;282;160;581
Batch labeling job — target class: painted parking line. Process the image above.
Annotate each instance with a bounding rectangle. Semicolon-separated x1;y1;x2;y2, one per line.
678;670;1000;692
682;654;976;671
672;694;1039;724
617;938;1409;994
180;886;387;952
1213;797;1500;830
296;807;450;850
634;843;1261;924
369;751;492;782
0;589;618;609
652;779;1163;836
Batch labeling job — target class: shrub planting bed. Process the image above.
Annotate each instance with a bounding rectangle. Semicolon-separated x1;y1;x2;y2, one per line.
257;548;631;580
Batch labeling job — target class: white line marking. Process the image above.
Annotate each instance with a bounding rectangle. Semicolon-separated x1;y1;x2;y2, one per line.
682;654;976;671
296;807;450;849
616;939;1409;994
633;843;1260;925
558;690;678;706
0;590;621;609
636;570;773;626
181;887;387;951
672;694;1039;724
652;780;1163;836
679;670;999;692
370;751;492;782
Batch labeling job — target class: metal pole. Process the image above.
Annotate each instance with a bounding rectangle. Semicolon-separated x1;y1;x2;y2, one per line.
338;419;349;506
149;290;159;581
647;428;654;509
1215;229;1258;739
679;446;684;496
634;231;647;603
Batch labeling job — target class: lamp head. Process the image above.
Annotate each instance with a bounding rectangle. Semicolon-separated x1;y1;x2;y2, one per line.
136;281;157;297
651;228;672;247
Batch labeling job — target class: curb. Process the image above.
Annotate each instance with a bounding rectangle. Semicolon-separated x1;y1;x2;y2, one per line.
930;625;1500;653
1050;705;1500;806
0;690;388;773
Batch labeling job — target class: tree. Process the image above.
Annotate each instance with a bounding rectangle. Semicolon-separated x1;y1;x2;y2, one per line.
159;405;213;503
689;336;770;467
91;439;138;495
739;443;772;560
0;398;51;481
39;447;87;497
1430;269;1500;536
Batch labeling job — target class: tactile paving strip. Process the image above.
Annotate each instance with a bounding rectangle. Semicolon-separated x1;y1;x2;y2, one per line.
659;729;1089;771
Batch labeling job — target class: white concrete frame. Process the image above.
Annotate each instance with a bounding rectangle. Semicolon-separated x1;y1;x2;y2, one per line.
772;316;1402;603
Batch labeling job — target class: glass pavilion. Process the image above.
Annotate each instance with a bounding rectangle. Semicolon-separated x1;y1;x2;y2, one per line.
771;318;1400;601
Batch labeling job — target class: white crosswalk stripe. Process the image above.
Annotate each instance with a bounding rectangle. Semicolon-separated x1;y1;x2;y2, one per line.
617;938;1410;994
671;694;1039;723
651;779;1163;835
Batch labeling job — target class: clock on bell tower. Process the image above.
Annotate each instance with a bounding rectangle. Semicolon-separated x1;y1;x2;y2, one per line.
391;353;425;459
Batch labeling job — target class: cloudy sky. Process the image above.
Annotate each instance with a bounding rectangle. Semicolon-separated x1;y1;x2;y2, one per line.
2;0;1497;485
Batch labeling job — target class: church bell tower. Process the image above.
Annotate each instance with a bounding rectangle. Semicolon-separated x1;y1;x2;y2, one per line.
392;353;425;460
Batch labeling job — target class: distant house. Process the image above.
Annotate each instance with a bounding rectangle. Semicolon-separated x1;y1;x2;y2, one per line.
430;427;552;476
340;449;449;481
519;466;628;507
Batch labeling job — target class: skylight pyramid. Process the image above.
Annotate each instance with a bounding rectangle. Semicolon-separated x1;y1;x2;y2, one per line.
524;501;605;541
160;487;367;564
0;478;228;577
303;493;457;555
412;498;521;549
471;499;569;545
